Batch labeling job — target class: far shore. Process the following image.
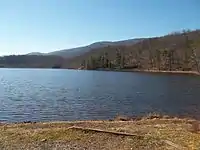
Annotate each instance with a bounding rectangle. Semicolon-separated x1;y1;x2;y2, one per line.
79;67;200;76
128;69;200;75
1;67;200;76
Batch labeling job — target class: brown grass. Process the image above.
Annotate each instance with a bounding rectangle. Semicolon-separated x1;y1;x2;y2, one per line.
191;121;200;133
0;118;200;149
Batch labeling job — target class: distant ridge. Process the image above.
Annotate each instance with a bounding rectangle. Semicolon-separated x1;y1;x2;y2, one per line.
1;29;200;71
27;38;143;58
27;52;44;56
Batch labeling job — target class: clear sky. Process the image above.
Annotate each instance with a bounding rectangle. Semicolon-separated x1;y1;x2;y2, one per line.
0;0;199;56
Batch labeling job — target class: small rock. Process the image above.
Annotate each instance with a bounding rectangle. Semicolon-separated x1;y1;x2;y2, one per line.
163;115;170;119
41;139;47;142
114;115;130;121
23;121;32;124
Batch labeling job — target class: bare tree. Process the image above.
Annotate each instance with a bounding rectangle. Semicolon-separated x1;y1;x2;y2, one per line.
148;39;154;68
191;47;200;72
156;49;161;70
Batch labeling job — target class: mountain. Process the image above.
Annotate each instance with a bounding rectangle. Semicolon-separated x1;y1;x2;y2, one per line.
0;55;64;68
28;38;143;58
27;52;44;56
63;29;200;71
46;41;113;58
2;29;200;72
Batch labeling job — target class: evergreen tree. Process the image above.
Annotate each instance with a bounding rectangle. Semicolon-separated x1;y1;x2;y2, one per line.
120;53;125;68
116;49;121;68
183;34;191;70
190;41;200;72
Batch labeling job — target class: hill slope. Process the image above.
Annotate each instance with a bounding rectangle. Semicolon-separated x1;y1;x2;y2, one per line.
0;55;64;68
64;30;200;72
27;52;44;56
1;30;200;72
28;39;143;58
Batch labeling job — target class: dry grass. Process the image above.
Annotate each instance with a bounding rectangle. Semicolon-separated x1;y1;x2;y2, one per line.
191;121;200;133
0;118;200;149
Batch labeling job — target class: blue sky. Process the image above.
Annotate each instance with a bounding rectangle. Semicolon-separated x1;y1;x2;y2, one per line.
0;0;199;56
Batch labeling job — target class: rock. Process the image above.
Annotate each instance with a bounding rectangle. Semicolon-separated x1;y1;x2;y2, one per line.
163;115;170;119
114;115;130;121
22;121;36;124
41;139;47;142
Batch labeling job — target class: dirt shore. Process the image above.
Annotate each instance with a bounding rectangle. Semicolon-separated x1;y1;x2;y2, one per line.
131;69;200;75
82;68;200;76
0;118;200;150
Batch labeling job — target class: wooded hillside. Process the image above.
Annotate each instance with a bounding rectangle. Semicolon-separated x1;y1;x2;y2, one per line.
1;30;200;72
65;30;200;72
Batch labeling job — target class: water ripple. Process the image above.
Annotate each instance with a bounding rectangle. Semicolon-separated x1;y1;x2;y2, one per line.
0;68;200;122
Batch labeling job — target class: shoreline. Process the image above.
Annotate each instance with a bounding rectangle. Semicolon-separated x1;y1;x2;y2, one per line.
0;114;198;124
90;68;200;76
1;112;198;124
1;67;200;76
130;69;200;75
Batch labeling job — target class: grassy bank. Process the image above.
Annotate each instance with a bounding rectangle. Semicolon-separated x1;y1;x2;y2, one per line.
0;117;200;150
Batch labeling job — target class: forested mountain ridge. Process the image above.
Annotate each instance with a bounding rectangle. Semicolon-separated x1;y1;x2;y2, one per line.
0;55;65;68
65;29;200;72
1;29;200;72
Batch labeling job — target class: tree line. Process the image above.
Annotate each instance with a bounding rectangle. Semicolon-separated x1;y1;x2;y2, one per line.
81;33;200;72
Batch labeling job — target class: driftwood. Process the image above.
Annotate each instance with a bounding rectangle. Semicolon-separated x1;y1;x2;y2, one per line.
68;126;143;138
68;126;187;149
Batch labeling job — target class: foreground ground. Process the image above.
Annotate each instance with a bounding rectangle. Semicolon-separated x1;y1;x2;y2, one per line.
0;117;200;150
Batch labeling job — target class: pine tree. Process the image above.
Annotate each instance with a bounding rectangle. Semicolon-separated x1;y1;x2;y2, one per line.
86;60;90;69
168;50;172;71
183;34;191;70
120;53;125;69
87;56;97;70
116;49;121;68
81;60;86;68
148;39;154;69
190;42;200;72
104;52;109;68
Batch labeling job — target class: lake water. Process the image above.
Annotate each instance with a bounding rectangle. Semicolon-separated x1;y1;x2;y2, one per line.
0;68;200;123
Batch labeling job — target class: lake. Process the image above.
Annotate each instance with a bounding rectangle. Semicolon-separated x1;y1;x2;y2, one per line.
0;68;200;123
